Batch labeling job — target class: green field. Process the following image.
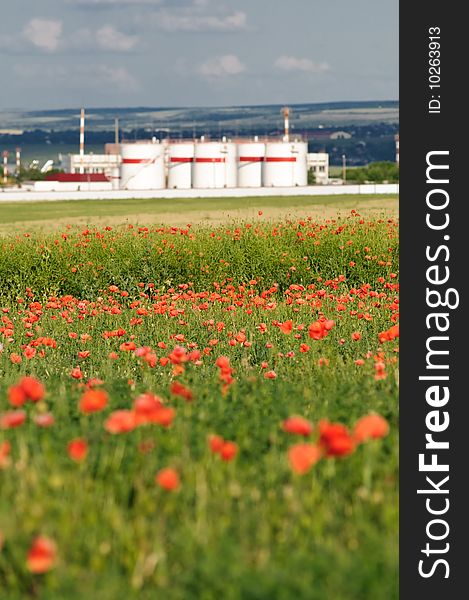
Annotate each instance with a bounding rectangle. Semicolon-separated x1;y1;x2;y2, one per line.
0;194;398;229
0;208;399;598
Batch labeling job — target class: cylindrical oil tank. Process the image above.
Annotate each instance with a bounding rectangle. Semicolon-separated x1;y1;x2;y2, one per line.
120;142;165;190
225;142;237;188
111;166;120;190
237;141;265;187
192;141;237;189
262;142;296;187
167;142;194;189
291;141;308;186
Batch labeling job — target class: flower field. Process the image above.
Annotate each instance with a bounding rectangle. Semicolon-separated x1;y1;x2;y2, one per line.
0;210;399;599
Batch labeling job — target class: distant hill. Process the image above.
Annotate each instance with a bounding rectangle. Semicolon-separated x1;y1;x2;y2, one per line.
0;101;398;166
0;101;398;133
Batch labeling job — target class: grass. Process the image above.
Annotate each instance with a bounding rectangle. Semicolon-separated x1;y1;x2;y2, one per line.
0;194;398;227
328;166;361;177
0;212;399;598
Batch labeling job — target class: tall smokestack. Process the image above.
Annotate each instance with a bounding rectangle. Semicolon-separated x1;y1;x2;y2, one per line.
16;147;21;175
2;151;8;185
282;106;290;142
79;108;85;174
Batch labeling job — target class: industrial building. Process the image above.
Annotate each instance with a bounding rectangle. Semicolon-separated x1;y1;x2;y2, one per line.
0;107;334;193
307;153;329;185
63;152;120;177
34;173;113;192
38;136;311;192
32;107;315;192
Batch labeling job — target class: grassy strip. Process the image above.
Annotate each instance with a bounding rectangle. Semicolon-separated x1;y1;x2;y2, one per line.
0;194;397;225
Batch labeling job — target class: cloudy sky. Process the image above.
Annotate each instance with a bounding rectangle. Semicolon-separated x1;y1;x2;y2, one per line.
0;0;398;110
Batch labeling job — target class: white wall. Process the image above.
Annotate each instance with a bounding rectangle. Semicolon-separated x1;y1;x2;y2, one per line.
0;183;399;203
33;181;113;192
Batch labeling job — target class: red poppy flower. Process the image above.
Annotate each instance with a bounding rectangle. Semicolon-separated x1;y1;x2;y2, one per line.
133;393;163;416
34;413;55;428
264;370;277;379
280;320;293;334
220;441;238;462
104;410;136;434
120;341;136;352
378;324;400;344
23;347;36;360
26;536;57;573
215;356;230;370
19;376;45;402
308;322;325;340
0;410;26;429
148;407;175;427
308;319;335;341
67;438;88;462
79;389;108;413
282;416;313;437
156;467;180;491
170;381;193;402
354;414;389;443
8;385;26;407
70;367;83;380
10;353;22;364
326;434;355;456
209;434;224;454
288;443;322;474
374;361;387;380
319;420;355;457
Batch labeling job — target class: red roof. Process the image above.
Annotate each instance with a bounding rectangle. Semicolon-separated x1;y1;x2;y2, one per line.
45;173;110;182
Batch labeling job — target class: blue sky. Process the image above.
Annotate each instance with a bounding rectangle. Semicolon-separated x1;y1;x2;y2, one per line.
0;0;398;110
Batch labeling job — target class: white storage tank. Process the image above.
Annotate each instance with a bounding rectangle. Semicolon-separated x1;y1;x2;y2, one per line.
291;140;308;186
167;142;194;189
263;142;296;187
120;141;165;190
110;166;120;190
224;141;237;188
192;141;237;189
237;141;265;187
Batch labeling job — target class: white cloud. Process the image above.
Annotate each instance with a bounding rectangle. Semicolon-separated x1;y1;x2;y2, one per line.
142;10;247;32
22;19;63;52
13;62;139;92
93;64;139;89
274;55;330;74
21;23;139;54
96;25;138;51
197;55;246;78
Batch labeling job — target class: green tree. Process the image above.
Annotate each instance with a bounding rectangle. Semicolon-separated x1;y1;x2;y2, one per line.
346;161;399;183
